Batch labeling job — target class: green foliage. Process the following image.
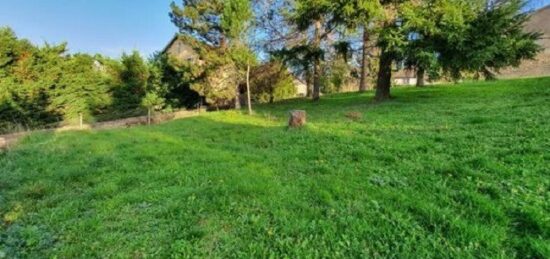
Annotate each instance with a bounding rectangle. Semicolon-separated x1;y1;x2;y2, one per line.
194;63;241;108
141;92;165;111
0;27;26;73
146;58;168;97
229;43;257;70
170;0;256;107
0;28;111;127
0;28;203;132
1;78;549;257
398;0;541;80
116;51;149;106
439;0;542;79
0;27;57;129
170;0;252;47
250;61;297;103
49;54;112;122
322;58;354;94
273;45;321;74
149;52;201;108
271;76;296;101
292;0;333;31
221;0;253;40
398;0;471;80
331;0;383;30
170;0;227;47
370;0;540;98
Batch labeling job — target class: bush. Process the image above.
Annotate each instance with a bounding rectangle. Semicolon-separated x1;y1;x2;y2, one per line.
250;61;297;103
0;28;205;132
148;52;201;108
321;58;355;94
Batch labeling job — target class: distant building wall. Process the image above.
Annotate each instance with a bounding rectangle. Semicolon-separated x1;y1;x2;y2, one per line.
499;6;550;79
393;68;418;86
394;77;417;86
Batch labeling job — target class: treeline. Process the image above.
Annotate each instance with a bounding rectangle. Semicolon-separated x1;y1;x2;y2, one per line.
0;25;301;133
1;0;543;132
271;0;541;100
172;0;541;103
0;27;201;133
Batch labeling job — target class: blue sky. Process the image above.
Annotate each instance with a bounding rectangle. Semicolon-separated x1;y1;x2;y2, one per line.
0;0;176;58
528;0;550;9
0;0;549;58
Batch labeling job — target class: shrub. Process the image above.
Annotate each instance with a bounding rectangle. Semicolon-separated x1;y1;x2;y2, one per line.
250;61;297;103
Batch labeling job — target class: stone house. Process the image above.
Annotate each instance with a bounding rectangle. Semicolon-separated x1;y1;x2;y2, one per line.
393;68;418;86
162;35;201;63
162;35;308;97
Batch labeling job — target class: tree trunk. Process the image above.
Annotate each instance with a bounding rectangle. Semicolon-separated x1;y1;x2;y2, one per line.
312;20;322;101
482;67;496;81
313;60;321;101
79;113;83;129
359;27;370;92
416;67;425;87
147;108;151;125
246;61;252;114
375;48;392;101
235;87;241;110
305;68;312;97
220;36;227;51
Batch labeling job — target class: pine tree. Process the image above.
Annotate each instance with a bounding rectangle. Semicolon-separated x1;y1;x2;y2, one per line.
374;0;540;100
331;0;382;92
399;0;476;86
170;0;254;108
109;50;151;114
439;0;541;79
291;0;336;101
50;54;111;123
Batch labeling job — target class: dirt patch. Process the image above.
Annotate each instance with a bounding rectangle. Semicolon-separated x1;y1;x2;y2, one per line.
0;132;29;150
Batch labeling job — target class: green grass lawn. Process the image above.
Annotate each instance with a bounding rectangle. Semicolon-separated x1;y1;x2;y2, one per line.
1;78;549;258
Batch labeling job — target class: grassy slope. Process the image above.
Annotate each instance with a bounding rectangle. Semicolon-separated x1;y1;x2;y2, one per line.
1;78;549;258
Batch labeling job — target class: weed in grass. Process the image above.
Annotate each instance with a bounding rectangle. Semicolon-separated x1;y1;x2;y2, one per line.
345;111;363;121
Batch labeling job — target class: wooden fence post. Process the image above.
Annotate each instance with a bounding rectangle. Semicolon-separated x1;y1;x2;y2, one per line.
79;113;83;129
246;60;252;115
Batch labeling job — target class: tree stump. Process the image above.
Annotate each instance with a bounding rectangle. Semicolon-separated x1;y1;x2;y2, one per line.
288;110;306;127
